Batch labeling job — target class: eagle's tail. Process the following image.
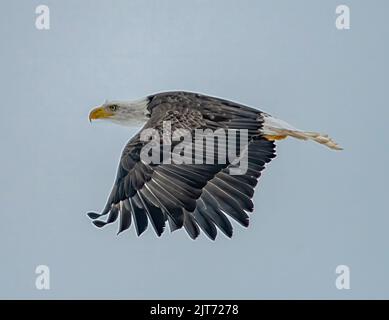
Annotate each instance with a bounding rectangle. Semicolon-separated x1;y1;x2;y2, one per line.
261;114;343;150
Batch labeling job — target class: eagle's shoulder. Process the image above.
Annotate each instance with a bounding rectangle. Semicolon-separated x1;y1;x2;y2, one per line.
147;91;265;117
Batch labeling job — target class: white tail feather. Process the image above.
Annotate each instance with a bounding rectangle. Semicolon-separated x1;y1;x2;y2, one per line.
262;115;343;150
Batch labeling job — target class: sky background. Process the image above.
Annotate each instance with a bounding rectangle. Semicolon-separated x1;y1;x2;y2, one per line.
0;0;388;299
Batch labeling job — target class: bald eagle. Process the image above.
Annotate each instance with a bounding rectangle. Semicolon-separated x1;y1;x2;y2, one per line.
87;91;341;240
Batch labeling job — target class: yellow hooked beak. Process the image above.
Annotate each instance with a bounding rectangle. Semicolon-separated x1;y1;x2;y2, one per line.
88;106;114;122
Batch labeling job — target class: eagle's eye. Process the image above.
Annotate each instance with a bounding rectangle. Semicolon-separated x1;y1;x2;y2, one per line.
109;105;118;112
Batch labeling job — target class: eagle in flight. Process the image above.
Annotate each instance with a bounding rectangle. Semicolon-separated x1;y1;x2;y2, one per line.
87;91;341;240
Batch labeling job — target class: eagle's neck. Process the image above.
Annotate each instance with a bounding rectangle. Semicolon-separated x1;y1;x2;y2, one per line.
112;98;150;127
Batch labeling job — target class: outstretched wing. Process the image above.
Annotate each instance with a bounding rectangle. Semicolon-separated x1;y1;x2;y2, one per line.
88;92;276;239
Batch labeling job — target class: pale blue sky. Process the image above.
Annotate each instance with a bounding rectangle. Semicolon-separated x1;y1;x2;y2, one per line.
0;0;388;299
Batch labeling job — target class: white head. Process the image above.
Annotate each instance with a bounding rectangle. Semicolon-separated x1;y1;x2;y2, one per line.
88;98;150;126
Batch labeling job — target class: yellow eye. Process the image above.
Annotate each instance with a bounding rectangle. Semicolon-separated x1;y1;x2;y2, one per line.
109;105;118;112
